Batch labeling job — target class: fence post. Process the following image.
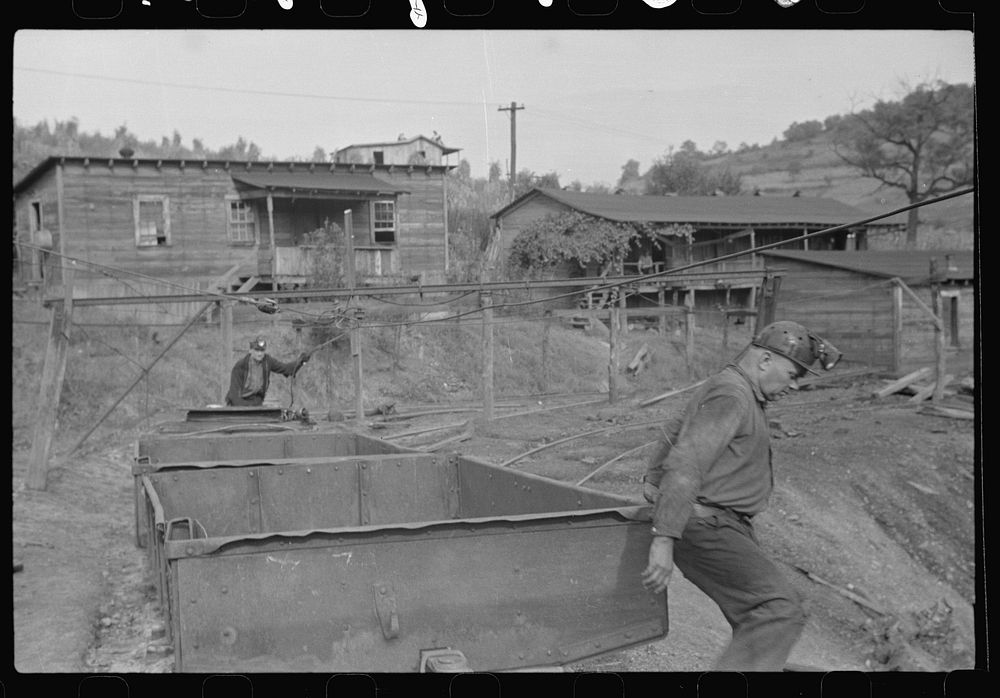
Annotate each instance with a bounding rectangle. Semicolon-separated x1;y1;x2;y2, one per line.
27;269;75;490
657;285;666;335
930;260;947;402
685;288;696;377
481;291;495;421
344;209;365;426
609;288;621;404
219;300;233;404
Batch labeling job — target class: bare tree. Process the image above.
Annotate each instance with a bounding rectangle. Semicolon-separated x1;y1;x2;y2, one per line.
832;81;974;248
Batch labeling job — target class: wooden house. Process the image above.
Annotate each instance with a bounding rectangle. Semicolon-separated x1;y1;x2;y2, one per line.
12;152;456;315
490;187;900;310
334;134;460;167
759;249;975;375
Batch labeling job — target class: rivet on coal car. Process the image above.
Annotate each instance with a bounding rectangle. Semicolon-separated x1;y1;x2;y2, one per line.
221;586;228;594
221;626;237;645
306;468;312;473
594;642;602;649
278;469;283;475
624;632;632;639
185;546;194;555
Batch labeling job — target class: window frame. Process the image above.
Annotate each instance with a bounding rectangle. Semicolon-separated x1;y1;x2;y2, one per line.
371;199;397;246
226;196;257;245
133;195;171;248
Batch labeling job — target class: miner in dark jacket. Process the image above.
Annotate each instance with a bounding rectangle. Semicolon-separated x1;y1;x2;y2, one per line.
640;321;842;671
225;336;308;406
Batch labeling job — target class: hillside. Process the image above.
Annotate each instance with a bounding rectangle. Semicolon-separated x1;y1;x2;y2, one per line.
700;132;975;249
11;301;976;677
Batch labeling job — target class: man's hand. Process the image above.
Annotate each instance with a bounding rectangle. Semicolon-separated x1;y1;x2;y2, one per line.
641;535;675;594
293;352;309;376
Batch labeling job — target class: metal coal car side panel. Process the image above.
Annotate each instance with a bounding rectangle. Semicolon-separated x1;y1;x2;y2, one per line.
165;512;666;672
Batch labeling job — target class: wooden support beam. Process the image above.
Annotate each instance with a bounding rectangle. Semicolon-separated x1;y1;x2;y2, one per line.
684;289;695;377
872;367;932;399
908;374;954;404
657;286;666;335
63;300;214;463
267;194;276;280
608;293;621;404
481;291;495;421
219;301;234;404
344;209;365;428
26;270;74;490
931;283;947;402
890;278;944;331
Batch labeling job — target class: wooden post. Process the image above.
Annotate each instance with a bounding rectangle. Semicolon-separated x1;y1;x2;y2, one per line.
220;300;234;403
685;288;695;376
930;261;946;402
26;269;74;490
657;285;666;335
608;288;620;404
344;209;364;427
481;291;495;420
892;282;903;375
722;310;729;363
541;310;552;393
618;280;628;334
267;194;276;281
63;301;214;462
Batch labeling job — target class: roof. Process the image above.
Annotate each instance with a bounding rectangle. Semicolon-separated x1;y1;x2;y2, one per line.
491;187;897;228
759;249;975;284
231;171;409;196
13;156;448;195
335;135;461;156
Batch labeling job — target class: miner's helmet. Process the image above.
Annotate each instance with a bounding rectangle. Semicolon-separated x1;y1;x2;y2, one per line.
752;321;842;377
249;336;267;351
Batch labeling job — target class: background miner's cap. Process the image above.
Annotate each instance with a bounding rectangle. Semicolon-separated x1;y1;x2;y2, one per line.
249;336;267;351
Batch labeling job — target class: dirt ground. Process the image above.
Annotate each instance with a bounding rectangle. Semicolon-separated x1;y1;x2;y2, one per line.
8;306;979;683
10;373;977;680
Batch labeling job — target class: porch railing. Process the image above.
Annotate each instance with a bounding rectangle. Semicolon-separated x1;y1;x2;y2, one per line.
263;245;399;280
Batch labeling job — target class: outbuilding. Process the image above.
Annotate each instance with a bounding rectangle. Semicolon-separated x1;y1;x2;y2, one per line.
759;249;975;375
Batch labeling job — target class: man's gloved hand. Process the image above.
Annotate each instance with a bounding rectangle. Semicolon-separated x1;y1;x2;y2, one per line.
294;352;309;375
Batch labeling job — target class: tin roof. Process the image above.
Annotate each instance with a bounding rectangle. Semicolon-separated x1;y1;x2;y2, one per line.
492;187;898;228
335;135;461;156
759;249;975;284
13;156;445;195
231;171;410;196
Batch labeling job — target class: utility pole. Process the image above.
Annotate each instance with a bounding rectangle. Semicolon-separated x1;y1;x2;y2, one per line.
498;102;524;201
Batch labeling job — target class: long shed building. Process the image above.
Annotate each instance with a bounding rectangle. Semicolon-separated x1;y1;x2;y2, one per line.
759;250;975;375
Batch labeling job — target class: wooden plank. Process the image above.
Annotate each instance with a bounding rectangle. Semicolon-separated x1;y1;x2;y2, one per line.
919;404;974;420
872;367;932;399
908;374;953;404
26;270;75;490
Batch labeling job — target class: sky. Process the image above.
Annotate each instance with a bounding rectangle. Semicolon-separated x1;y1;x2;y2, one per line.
13;29;975;186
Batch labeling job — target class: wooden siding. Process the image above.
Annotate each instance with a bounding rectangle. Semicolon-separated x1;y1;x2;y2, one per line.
13;168;62;286
380;170;447;281
897;284;974;374
56;162;250;286
768;257;975;374
767;259;897;369
337;139;450;166
15;161;451;300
